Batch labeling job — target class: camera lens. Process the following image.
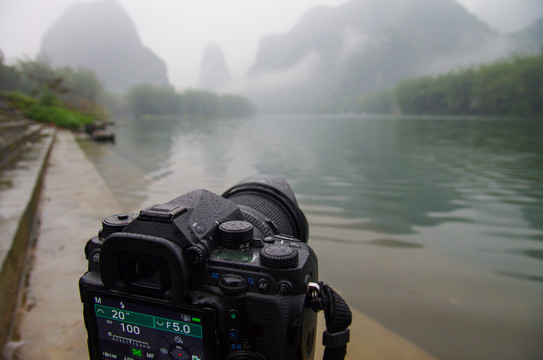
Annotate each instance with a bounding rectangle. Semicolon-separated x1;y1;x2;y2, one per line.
222;175;308;242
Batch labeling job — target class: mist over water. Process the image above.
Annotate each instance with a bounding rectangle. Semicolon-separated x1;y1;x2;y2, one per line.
83;114;543;359
2;0;542;96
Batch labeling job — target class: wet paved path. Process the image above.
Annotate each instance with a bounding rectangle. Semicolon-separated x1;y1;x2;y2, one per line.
9;130;436;360
11;130;120;359
0;126;53;349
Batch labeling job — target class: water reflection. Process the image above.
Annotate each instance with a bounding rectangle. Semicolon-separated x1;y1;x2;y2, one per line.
248;116;474;235
369;238;424;248
84;114;543;359
98;114;543;251
497;271;543;284
113;116;184;172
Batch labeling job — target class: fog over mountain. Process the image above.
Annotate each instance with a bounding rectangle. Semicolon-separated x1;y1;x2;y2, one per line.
40;0;169;92
474;0;543;33
1;0;541;90
243;0;543;112
33;0;542;112
197;43;232;91
509;17;543;54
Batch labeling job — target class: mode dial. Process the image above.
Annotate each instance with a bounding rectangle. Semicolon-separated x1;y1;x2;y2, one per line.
100;213;137;239
260;244;299;269
219;221;253;250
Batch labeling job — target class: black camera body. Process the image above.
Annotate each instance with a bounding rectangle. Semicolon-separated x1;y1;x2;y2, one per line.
79;176;319;360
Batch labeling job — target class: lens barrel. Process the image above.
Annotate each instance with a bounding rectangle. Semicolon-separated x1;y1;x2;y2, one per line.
222;175;309;242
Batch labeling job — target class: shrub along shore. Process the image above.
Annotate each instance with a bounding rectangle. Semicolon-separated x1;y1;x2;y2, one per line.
2;92;96;129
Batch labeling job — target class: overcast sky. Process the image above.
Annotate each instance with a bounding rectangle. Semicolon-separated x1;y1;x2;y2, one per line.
0;0;540;89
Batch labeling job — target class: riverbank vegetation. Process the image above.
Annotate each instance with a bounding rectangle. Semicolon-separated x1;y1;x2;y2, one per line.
1;51;256;126
2;92;96;129
126;84;256;118
0;53;107;129
328;50;543;117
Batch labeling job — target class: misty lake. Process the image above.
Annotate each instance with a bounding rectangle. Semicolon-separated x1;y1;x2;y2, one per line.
80;114;543;360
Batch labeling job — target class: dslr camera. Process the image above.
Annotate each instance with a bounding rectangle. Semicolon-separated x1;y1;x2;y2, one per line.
79;175;322;360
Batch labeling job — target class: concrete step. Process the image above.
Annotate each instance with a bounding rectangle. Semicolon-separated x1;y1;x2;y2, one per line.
0;123;45;170
5;130;120;359
0;120;35;135
0;125;56;353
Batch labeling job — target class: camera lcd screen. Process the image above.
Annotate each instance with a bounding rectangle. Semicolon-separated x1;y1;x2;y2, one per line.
85;289;211;360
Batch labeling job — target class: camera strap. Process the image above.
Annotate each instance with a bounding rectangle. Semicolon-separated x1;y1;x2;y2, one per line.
308;282;352;360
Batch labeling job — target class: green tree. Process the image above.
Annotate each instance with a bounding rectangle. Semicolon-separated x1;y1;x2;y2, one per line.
395;50;543;117
127;84;179;115
15;57;67;103
1;52;108;126
180;90;220;117
355;90;397;114
57;67;102;104
0;51;23;92
126;84;256;118
220;94;256;117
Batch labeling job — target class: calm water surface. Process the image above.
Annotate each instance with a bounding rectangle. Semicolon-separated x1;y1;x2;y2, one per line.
81;114;543;359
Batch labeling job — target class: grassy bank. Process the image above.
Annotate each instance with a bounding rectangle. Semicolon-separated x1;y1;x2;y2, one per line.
1;92;96;129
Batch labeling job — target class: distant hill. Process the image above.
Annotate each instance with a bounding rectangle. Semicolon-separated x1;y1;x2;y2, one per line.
473;0;543;33
509;17;543;53
40;0;169;92
247;0;542;112
197;43;232;91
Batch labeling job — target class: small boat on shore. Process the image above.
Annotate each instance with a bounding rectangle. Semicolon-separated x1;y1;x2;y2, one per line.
90;129;115;143
85;121;115;143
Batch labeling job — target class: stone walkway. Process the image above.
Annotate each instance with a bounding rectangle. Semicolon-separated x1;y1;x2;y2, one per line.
0;126;53;353
9;130;120;360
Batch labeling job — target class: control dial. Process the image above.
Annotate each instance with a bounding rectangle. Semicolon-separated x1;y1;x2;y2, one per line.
218;274;249;295
159;335;194;360
219;221;253;250
260;244;299;269
100;213;137;239
226;351;266;360
186;245;206;265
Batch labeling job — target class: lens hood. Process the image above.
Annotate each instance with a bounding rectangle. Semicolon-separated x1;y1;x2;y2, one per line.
222;175;309;242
